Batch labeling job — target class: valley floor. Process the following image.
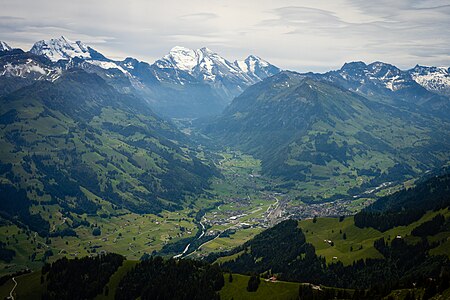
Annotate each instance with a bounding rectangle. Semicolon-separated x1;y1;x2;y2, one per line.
0;150;423;276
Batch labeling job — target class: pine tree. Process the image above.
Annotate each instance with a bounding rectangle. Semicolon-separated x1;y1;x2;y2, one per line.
247;274;260;292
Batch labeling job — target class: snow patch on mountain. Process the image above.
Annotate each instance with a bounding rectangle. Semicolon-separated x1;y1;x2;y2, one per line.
155;46;280;86
88;60;129;74
235;60;248;73
335;61;414;91
30;36;93;62
409;65;450;95
0;41;12;51
159;46;200;72
235;55;277;81
1;58;62;81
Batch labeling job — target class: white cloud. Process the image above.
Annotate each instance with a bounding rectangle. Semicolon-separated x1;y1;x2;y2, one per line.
1;0;449;72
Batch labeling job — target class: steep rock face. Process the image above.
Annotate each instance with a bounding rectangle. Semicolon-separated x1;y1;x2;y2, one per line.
0;41;12;52
0;50;64;97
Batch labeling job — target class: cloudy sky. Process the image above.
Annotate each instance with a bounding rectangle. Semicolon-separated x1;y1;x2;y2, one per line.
1;0;449;72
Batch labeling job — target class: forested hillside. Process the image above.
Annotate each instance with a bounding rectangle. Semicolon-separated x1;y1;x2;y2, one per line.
355;173;450;231
202;71;450;201
0;68;218;236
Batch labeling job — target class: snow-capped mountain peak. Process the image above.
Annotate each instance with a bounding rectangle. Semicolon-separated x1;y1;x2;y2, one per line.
29;36;108;63
157;46;230;74
408;65;450;96
156;46;240;79
235;55;262;73
0;41;12;51
247;55;269;67
154;46;280;97
30;36;91;62
199;46;214;54
235;55;280;81
160;46;200;72
335;61;409;91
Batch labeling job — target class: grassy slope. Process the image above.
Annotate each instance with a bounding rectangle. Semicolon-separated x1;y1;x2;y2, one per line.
0;270;300;300
0;262;139;300
0;271;42;300
0;278;14;299
1;264;447;300
205;72;450;202
0;72;218;270
300;216;384;265
0;151;269;276
299;208;450;265
220;274;300;300
213;207;450;267
0;209;199;276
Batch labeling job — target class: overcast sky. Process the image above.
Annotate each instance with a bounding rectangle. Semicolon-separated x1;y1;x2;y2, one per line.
1;0;449;72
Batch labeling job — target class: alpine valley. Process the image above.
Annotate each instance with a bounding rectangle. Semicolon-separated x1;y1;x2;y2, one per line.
1;36;450;300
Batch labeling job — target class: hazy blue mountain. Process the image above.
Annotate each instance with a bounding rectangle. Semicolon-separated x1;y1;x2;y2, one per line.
26;37;281;118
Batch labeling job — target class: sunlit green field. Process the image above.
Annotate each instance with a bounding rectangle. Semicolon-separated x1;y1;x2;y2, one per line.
0;149;435;278
1;262;448;300
0;209;198;276
299;208;450;265
0;151;275;275
220;274;301;300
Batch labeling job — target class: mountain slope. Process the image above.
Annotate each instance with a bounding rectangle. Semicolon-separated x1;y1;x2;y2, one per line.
0;68;217;235
208;213;450;292
207;177;450;294
0;41;12;52
0;49;61;83
409;65;450;97
235;54;281;82
118;56;226;118
355;172;450;231
30;36;109;63
1;38;218;118
153;46;281;117
155;46;280;100
307;61;450;119
203;71;450;201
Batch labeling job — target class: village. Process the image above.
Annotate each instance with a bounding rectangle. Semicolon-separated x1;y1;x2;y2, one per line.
200;192;356;240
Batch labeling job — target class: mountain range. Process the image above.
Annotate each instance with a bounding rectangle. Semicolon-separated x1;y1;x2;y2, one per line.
306;61;450;119
0;56;218;235
1;36;450;227
202;68;450;201
2;36;450;299
2;36;279;118
4;36;450;118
